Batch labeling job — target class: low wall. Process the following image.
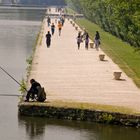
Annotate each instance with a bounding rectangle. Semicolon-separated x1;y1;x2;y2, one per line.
18;103;140;128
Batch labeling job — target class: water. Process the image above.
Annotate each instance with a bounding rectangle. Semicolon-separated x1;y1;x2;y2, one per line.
0;7;140;140
18;117;140;140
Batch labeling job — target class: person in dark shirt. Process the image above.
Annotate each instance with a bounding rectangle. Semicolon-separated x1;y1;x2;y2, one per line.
94;31;100;51
76;32;83;50
51;23;55;35
95;31;100;40
85;33;89;50
46;31;52;48
25;79;41;102
47;16;51;27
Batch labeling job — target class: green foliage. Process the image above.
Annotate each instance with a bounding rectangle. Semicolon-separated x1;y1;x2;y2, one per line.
26;56;33;78
66;0;140;48
66;0;82;13
99;113;115;123
26;56;33;65
19;78;27;94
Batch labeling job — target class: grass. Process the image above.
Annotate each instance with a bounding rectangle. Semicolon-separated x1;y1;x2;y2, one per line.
20;100;140;115
76;18;140;88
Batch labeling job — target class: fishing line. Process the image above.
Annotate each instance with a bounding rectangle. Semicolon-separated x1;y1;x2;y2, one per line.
0;65;27;92
0;94;23;97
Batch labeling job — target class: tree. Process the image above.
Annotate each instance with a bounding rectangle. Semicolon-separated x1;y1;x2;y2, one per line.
66;0;140;48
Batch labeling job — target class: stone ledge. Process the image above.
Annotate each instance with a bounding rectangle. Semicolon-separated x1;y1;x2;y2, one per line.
18;102;140;128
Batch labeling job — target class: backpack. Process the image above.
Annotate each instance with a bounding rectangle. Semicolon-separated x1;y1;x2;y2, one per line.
37;87;46;102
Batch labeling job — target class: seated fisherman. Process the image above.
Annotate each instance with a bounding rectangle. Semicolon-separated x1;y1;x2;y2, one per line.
25;79;42;102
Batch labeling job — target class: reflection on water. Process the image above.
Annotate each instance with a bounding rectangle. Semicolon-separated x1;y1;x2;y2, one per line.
18;116;140;140
19;116;46;140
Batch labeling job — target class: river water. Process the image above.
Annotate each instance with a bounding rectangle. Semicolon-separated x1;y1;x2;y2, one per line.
0;7;140;140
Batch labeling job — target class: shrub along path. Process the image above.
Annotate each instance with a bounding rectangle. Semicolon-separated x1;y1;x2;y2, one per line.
29;8;140;113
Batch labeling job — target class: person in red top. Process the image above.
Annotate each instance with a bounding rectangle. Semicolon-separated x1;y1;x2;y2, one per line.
58;21;62;36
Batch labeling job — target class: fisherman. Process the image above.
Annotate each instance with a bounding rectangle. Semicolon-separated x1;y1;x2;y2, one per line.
25;79;46;102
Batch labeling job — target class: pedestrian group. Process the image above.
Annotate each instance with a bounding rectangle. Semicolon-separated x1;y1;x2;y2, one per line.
76;29;100;50
45;8;101;50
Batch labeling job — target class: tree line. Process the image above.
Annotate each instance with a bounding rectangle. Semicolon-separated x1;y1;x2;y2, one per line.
66;0;140;48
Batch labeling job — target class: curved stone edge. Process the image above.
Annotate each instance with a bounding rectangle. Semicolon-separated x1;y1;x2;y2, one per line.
18;103;140;128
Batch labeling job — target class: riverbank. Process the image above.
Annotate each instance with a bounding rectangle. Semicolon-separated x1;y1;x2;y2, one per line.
18;8;140;127
19;101;140;127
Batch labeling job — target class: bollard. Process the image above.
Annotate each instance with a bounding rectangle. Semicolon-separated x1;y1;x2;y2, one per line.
113;72;122;80
90;42;94;48
75;26;78;30
99;54;105;61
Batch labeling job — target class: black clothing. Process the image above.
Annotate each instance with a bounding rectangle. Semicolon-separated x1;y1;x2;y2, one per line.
26;81;41;101
47;17;51;26
95;32;100;40
51;25;55;35
28;81;41;94
61;18;65;26
85;34;89;50
46;33;51;47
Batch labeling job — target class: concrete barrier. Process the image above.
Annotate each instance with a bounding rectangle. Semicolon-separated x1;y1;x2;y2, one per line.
90;42;94;48
99;54;105;61
75;26;78;30
113;72;122;80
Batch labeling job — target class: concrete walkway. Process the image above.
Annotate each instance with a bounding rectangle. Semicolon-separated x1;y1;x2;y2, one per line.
29;8;140;112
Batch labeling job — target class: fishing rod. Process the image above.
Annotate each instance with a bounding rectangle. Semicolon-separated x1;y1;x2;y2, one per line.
0;94;22;97
0;65;28;92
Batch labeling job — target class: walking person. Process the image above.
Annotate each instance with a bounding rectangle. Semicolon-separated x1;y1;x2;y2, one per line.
85;33;89;50
46;31;52;48
61;16;65;26
82;28;87;40
51;23;55;35
94;31;100;51
58;21;62;36
76;32;83;50
47;16;51;27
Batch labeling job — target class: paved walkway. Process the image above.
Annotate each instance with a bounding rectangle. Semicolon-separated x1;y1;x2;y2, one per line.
29;8;140;112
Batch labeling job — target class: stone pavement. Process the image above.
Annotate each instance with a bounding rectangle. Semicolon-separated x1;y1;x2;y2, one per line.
29;8;140;112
